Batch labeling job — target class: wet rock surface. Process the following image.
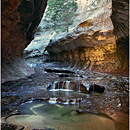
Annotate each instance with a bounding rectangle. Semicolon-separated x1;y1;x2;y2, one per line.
1;123;24;130
1;59;129;130
1;0;48;83
47;81;105;94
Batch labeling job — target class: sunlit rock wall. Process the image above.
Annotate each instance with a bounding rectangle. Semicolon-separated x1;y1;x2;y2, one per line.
24;0;112;58
2;0;48;83
46;0;114;53
46;0;129;75
49;43;117;73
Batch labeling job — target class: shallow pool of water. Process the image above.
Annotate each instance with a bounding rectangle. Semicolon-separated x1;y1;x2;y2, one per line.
6;101;115;130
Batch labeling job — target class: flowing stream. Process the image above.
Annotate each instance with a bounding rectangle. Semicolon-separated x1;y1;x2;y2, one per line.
2;61;129;130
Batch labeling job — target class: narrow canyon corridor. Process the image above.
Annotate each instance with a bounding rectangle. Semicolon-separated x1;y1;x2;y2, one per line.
1;0;129;130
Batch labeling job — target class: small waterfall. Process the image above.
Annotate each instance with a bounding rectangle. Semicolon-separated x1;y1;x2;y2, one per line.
52;82;56;89
86;84;90;91
78;83;80;92
62;99;70;105
48;98;57;104
50;81;58;91
63;81;72;91
49;81;73;92
50;82;53;89
57;81;60;90
77;82;81;92
62;81;65;89
53;81;58;89
65;81;70;90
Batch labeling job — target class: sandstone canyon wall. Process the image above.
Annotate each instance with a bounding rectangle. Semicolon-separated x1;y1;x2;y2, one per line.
1;0;129;83
111;0;129;74
46;0;129;75
2;0;48;83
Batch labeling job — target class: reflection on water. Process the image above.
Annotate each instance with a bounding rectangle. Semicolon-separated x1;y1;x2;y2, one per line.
6;101;115;130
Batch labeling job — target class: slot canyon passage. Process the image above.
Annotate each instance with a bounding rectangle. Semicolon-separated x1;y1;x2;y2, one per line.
1;0;129;130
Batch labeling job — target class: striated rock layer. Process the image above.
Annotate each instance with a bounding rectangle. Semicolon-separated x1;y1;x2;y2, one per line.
24;0;113;58
2;0;48;83
49;43;117;73
46;0;129;75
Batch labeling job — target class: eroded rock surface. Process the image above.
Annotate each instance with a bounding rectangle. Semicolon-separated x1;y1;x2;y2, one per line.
46;0;129;75
2;0;47;83
111;0;129;74
1;61;129;130
24;0;112;58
